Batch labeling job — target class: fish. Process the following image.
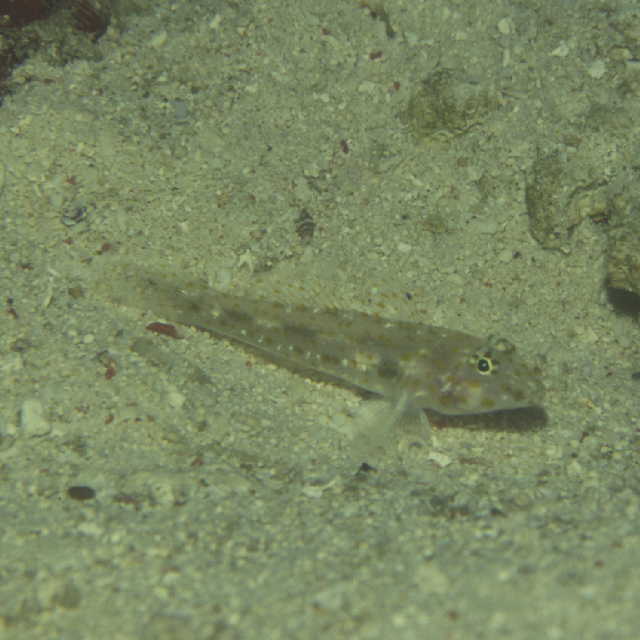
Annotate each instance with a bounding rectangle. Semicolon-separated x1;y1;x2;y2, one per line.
105;268;544;418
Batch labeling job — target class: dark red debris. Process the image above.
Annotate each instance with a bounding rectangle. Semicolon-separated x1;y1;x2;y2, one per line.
146;322;181;340
73;0;110;40
0;0;49;28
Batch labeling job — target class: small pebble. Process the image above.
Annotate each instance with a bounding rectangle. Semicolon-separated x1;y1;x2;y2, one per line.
67;485;96;501
149;30;168;49
20;398;51;436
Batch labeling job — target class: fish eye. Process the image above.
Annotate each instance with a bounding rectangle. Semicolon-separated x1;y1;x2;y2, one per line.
476;356;494;375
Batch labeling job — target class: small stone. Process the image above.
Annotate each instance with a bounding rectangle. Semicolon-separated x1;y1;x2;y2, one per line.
20;398;51;436
587;59;606;79
168;388;186;409
149;30;168;49
497;18;512;35
551;41;569;57
67;485;96;501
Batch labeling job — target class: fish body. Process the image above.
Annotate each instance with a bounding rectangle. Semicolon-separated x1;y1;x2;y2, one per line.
119;273;543;416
